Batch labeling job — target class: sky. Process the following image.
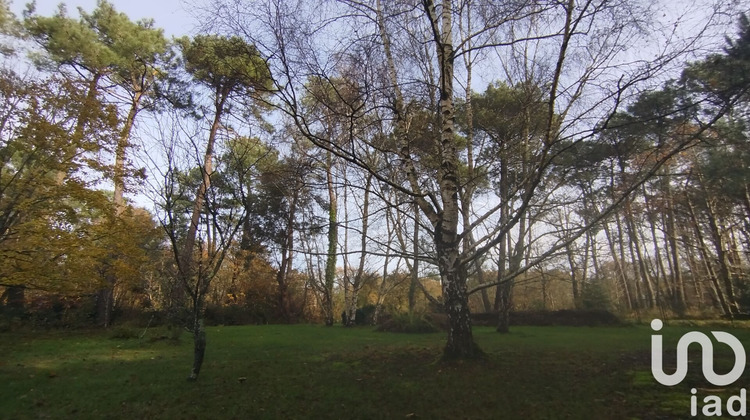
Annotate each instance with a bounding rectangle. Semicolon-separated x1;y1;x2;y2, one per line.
8;0;196;37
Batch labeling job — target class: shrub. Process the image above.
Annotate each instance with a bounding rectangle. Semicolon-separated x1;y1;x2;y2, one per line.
579;281;612;311
26;295;96;329
109;325;139;340
375;312;442;333
471;309;621;327
358;304;377;325
204;304;269;326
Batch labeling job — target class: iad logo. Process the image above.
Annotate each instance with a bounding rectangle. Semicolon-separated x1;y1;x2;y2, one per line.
650;319;748;417
651;319;745;386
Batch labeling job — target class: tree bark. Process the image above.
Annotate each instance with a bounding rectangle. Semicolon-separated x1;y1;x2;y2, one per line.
664;174;686;311
624;199;656;308
704;199;739;315
408;202;420;314
276;187;297;322
429;0;481;358
187;313;206;381
323;150;337;326
686;194;732;315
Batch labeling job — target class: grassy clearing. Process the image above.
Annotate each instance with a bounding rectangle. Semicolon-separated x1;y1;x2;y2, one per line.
2;322;750;419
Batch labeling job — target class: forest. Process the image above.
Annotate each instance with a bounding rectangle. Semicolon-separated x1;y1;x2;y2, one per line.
1;0;749;379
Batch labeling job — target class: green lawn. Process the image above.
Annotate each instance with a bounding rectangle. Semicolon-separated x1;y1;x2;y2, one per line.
2;322;750;419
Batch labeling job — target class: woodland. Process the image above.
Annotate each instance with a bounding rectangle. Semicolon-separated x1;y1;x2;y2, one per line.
1;0;750;381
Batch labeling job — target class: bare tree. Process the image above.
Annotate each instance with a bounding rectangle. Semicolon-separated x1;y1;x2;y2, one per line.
204;0;736;357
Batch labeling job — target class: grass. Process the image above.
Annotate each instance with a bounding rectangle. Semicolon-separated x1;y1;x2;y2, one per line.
2;322;750;419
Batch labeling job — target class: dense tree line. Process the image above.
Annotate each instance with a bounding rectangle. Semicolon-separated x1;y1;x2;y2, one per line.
1;0;749;372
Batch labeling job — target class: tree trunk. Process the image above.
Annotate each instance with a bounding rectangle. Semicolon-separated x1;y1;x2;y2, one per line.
428;0;481;358
378;0;481;357
113;90;143;212
701;187;739;315
323;150;337;326
439;246;481;358
276;188;297;322
686;194;732;315
603;218;632;310
566;242;580;308
180;88;229;293
624;200;656;308
496;275;512;334
408;203;419;313
374;201;396;325
664;177;686;312
499;217;526;332
681;232;704;306
493;164;509;312
187;311;206;381
95;287;114;328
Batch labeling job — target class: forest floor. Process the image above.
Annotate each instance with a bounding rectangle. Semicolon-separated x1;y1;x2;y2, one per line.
2;321;750;419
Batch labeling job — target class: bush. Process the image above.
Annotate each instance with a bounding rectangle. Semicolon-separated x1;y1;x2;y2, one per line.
375;312;442;333
471;309;621;327
579;281;612;311
26;295;96;329
358;305;377;325
204;304;269;326
108;325;139;339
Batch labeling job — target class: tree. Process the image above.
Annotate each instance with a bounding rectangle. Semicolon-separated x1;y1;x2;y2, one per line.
158;34;272;381
207;0;735;358
176;34;270;293
0;47;120;308
24;0;169;326
463;81;549;331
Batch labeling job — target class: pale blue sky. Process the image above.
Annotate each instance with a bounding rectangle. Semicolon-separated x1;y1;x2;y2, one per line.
9;0;196;36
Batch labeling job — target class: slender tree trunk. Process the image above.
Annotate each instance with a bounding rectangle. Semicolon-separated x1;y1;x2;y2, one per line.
344;174;371;326
169;86;229;361
499;217;526;332
681;232;704;306
591;233;601;280
375;198;397;324
686;195;732;315
565;236;579;307
181;89;228;286
408;202;420;313
664;178;686;311
113;91;143;212
493;158;509;312
603;218;632;310
582;228;591;286
702;191;739;315
276;188;298;322
496;275;512;333
648;216;668;310
373;246;391;325
187;302;206;381
323;150;337;326
377;0;480;357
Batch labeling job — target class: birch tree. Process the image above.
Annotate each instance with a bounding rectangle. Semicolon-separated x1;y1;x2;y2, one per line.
207;0;736;358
